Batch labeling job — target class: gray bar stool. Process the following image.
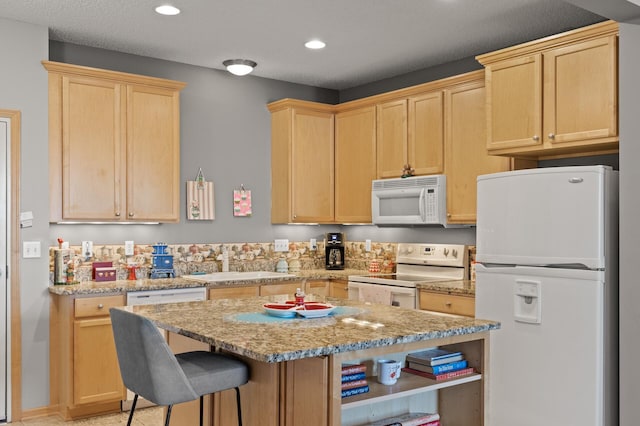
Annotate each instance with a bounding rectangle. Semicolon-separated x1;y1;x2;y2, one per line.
110;308;249;426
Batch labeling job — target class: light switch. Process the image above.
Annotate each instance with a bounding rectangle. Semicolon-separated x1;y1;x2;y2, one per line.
23;241;41;258
274;239;289;252
82;241;93;258
125;241;135;256
310;238;317;251
365;239;372;252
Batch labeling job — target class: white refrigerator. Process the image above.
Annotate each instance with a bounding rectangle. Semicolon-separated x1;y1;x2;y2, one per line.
474;165;618;426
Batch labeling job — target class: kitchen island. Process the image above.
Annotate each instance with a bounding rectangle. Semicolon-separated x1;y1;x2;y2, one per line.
127;296;499;426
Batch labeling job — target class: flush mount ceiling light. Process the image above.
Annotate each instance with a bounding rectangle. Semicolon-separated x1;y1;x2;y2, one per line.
223;59;257;76
155;5;181;15
305;39;326;49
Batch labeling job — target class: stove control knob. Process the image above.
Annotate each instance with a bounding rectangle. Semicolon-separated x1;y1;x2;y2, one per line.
406;246;414;254
452;249;458;258
443;248;449;257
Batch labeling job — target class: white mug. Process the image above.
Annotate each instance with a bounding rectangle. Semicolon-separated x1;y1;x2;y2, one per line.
377;359;402;385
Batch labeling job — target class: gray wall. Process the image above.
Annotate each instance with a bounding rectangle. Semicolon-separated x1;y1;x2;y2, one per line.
0;18;50;411
619;22;640;426
339;57;482;102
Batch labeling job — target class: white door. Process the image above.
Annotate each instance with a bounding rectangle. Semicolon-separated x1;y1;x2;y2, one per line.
475;265;606;426
0;118;8;421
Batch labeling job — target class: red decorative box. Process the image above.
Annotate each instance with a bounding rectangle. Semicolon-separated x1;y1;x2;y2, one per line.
92;261;113;280
95;267;117;282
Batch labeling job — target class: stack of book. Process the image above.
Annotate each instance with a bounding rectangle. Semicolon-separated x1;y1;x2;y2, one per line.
368;411;440;426
341;363;370;398
401;348;474;381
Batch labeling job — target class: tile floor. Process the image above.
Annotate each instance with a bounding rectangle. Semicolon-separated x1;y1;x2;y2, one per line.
11;406;162;425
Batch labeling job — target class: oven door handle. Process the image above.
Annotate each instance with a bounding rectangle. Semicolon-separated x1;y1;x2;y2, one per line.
419;188;426;222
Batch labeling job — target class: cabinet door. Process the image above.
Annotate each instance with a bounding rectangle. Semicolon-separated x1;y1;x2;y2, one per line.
485;55;543;151
127;84;181;222
259;282;304;297
73;317;125;405
335;106;376;223
543;35;618;145
408;91;444;175
445;81;511;224
329;280;349;299
376;99;407;178
305;280;329;298
61;75;126;220
291;109;335;223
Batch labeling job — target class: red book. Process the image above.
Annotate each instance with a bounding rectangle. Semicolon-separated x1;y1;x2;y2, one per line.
341;379;368;390
341;363;367;375
418;421;440;426
402;366;475;381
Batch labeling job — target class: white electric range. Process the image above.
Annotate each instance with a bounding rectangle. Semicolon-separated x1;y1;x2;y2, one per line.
348;243;469;309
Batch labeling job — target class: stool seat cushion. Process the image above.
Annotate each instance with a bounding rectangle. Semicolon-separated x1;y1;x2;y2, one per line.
177;351;249;396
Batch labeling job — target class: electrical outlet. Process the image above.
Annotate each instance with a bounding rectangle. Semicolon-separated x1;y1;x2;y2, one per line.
310;238;317;251
125;240;135;256
82;241;93;258
365;239;372;252
23;241;41;258
274;239;289;252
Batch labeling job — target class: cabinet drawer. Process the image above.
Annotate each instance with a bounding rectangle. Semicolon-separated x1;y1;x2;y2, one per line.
209;286;259;300
74;295;125;318
419;291;474;317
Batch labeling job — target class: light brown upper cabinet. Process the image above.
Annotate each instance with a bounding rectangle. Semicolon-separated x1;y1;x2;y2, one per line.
269;100;335;224
444;77;511;224
335;106;377;223
477;20;618;159
44;61;185;222
375;91;444;179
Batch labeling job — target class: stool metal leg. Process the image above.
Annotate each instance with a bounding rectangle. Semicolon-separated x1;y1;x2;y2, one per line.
165;404;173;426
126;394;138;426
235;387;243;426
199;395;204;426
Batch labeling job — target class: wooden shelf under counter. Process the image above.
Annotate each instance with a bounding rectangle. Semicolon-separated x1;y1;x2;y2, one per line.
342;371;481;409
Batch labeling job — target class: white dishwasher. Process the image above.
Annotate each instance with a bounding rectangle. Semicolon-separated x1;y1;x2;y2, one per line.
123;286;207;410
126;287;207;306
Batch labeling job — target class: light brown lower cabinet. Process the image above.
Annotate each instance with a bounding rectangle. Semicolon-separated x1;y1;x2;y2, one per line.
50;294;126;420
329;279;349;299
419;289;475;317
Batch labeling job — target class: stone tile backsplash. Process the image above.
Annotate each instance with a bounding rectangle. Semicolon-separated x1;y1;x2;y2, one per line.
49;240;399;283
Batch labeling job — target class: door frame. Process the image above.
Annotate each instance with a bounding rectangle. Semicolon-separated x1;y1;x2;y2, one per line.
0;109;21;421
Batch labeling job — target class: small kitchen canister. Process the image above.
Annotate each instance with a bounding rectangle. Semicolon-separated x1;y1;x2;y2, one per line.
276;257;289;273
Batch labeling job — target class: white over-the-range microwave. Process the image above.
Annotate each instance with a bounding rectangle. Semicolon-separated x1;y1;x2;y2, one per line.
371;175;449;226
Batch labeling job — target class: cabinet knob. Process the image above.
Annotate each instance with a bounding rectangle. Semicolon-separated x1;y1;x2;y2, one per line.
548;133;555;139
447;213;451;218
532;135;540;141
97;304;104;309
115;212;121;217
129;212;134;217
445;302;452;307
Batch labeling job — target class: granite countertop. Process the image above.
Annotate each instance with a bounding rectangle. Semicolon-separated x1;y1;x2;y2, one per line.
128;296;499;363
48;269;476;296
417;279;476;296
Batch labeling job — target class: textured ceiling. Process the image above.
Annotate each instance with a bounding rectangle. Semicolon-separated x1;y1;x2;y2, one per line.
0;0;606;90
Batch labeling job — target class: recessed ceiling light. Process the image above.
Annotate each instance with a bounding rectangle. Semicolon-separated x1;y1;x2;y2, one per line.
305;40;326;50
155;5;181;16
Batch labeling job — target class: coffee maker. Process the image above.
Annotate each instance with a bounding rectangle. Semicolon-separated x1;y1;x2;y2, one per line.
325;232;345;270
